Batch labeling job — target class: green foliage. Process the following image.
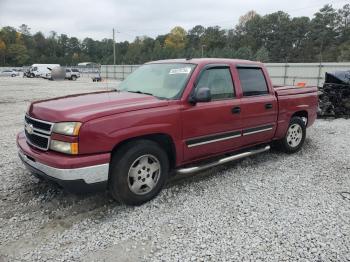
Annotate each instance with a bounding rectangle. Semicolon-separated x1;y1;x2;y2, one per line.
164;26;187;49
0;4;350;66
338;41;350;61
7;44;29;64
255;47;269;62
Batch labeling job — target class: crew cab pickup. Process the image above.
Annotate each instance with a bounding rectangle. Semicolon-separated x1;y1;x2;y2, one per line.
17;58;318;205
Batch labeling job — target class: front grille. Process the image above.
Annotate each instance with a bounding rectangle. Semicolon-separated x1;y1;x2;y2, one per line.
24;115;53;150
25;115;52;133
25;130;49;150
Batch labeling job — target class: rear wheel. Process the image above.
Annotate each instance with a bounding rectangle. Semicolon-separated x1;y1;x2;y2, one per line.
109;140;169;205
279;116;306;153
71;75;77;81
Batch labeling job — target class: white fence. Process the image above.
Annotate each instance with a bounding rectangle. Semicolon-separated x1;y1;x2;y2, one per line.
100;65;140;80
100;62;350;86
2;62;350;86
265;62;350;86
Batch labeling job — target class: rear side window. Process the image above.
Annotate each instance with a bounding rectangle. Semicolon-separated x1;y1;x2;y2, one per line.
238;68;269;96
196;67;235;100
72;69;79;72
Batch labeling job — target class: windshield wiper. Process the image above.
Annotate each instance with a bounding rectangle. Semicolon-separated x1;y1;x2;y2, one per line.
127;90;154;96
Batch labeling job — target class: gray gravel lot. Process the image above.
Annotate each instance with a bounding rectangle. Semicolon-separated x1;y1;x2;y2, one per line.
0;77;349;261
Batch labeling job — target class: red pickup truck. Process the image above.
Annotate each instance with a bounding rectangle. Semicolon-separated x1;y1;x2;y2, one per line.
17;58;318;205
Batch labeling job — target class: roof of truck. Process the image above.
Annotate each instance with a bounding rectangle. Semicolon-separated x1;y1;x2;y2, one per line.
147;58;263;67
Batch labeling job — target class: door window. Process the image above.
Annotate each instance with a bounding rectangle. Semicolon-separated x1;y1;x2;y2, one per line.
196;67;235;100
237;68;269;96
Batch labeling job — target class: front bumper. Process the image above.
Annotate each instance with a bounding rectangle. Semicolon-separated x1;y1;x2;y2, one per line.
17;132;110;192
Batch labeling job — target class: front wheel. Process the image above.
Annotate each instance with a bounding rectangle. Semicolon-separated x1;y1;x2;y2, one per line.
279;116;306;154
109;140;169;205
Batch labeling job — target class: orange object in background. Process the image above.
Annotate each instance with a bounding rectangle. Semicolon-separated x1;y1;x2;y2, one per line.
296;82;306;87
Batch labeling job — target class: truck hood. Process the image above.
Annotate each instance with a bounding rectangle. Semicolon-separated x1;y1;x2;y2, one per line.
28;91;169;122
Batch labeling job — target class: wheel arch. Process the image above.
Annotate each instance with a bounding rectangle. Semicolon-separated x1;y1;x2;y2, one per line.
110;133;177;171
291;110;308;125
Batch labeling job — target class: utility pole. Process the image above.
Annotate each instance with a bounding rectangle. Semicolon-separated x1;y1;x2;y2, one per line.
113;28;116;65
201;45;206;58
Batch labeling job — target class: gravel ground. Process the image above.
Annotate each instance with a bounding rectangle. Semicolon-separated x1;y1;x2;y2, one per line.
0;77;349;261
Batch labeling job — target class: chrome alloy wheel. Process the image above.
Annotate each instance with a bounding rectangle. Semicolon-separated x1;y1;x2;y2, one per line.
287;123;303;148
127;154;161;195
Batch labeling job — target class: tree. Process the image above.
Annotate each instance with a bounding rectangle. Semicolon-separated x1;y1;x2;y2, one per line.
260;11;294;62
0;4;349;65
289;17;312;62
164;26;187;49
234;13;262;53
201;26;226;50
187;25;205;49
0;40;6;65
310;5;339;61
338;41;350;61
337;4;350;43
234;46;253;60
238;10;258;28
7;44;29;65
255;47;269;62
18;24;31;36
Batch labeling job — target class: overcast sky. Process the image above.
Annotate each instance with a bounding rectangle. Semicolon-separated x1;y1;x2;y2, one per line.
0;0;348;42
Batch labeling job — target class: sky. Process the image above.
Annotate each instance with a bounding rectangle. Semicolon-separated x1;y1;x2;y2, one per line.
0;0;348;42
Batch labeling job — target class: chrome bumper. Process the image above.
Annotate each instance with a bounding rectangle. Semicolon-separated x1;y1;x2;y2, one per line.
18;150;109;184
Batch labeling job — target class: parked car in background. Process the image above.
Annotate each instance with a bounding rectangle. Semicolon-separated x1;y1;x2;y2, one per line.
27;64;60;78
65;68;80;80
0;69;19;77
92;72;102;82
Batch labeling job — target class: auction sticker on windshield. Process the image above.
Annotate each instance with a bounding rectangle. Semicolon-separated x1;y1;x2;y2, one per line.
169;67;192;74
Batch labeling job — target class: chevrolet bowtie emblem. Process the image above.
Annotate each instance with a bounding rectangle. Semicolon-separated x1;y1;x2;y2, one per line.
25;123;34;134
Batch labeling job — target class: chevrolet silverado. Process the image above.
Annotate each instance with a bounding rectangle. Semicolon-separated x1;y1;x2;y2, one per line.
17;58;318;205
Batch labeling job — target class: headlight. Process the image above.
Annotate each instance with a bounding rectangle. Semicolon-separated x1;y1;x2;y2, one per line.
50;140;78;154
52;122;81;136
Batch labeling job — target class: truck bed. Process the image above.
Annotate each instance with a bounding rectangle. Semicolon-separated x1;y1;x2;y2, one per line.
274;85;318;96
272;85;318;140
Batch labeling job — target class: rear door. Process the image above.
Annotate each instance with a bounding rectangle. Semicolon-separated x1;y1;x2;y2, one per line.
236;66;278;146
181;65;242;162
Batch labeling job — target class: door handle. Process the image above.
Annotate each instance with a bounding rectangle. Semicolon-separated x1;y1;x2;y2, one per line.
265;103;273;109
232;106;241;114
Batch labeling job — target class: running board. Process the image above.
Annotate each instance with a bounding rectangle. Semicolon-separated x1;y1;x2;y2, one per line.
176;145;270;175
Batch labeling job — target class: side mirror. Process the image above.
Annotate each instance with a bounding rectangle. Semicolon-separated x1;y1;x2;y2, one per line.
190;87;211;104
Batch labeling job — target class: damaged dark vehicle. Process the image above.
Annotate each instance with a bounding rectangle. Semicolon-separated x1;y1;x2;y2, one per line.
318;70;350;117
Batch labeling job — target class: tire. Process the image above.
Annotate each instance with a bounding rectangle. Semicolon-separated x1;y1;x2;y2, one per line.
71;75;77;81
11;74;16;77
279;116;306;154
109;140;169;205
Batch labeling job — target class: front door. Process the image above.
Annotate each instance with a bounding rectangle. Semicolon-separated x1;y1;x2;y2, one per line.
181;65;242;162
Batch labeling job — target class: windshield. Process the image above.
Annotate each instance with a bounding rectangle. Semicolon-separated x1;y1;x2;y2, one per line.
118;63;196;99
